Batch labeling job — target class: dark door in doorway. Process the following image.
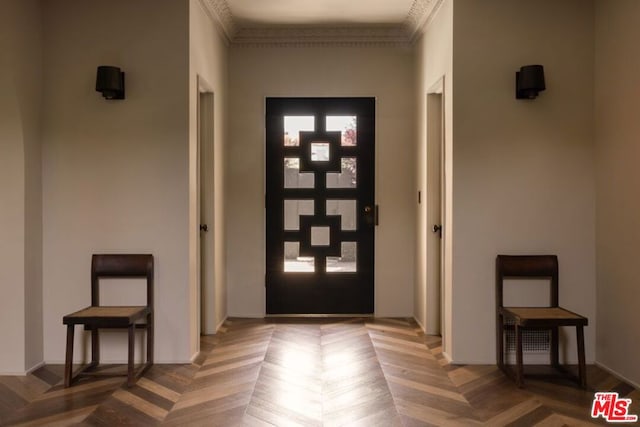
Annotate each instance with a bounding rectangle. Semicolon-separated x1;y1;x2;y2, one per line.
266;98;375;314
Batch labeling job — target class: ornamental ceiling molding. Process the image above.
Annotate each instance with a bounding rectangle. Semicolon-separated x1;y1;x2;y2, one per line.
405;0;444;42
199;0;236;44
200;0;443;46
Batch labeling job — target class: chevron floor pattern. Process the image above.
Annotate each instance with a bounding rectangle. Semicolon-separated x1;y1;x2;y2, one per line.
0;318;637;426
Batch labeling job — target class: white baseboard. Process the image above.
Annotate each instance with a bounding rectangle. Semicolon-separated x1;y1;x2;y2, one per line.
46;358;193;365
191;316;229;361
227;312;264;318
595;362;640;390
446;354;551;365
413;316;426;333
504;353;553;365
216;316;228;333
26;361;45;375
0;361;45;376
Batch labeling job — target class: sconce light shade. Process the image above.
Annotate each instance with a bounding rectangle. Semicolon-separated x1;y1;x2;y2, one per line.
96;66;125;99
516;65;545;99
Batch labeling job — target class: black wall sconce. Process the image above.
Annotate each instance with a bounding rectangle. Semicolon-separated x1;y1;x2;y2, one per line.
516;65;545;99
95;65;125;100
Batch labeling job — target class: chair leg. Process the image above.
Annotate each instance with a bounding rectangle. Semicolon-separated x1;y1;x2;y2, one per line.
577;325;587;389
91;327;100;368
147;313;154;365
496;314;504;371
515;325;524;387
127;324;135;387
551;326;560;369
64;324;74;388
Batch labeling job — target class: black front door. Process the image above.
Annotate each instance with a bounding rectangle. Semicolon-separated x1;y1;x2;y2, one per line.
266;98;375;314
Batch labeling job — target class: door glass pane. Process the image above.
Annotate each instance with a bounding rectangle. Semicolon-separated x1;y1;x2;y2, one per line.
327;242;357;273
326;200;357;230
284;116;314;146
284;158;314;189
284;200;314;230
327;157;357;188
311;142;330;161
326;116;357;146
311;227;330;246
284;242;314;272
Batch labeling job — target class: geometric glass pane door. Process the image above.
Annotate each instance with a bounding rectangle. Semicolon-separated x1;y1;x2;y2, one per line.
266;97;375;314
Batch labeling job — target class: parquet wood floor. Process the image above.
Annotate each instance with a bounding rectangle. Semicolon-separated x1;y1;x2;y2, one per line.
0;318;637;426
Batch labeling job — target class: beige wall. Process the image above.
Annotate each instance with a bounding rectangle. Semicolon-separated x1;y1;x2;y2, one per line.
227;45;415;316
594;0;640;387
41;0;191;363
0;0;43;374
189;0;229;341
413;0;454;357
0;80;27;373
7;0;636;383
451;0;596;363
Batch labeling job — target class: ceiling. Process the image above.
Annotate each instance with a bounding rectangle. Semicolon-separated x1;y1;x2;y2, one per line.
200;0;442;45
226;0;416;27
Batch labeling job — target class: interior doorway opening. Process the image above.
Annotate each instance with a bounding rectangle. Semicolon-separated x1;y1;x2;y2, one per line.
426;81;444;337
198;80;215;335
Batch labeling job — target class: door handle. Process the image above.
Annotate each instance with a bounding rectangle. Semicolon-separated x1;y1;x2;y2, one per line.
200;224;209;232
432;224;442;238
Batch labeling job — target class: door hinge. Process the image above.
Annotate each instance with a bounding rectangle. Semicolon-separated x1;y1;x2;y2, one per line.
375;205;379;226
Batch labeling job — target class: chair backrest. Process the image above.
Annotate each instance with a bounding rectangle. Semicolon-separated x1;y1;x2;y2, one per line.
91;254;154;308
496;255;558;309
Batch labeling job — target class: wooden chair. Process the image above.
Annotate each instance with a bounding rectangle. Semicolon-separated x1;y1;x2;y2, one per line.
63;254;154;387
496;255;588;388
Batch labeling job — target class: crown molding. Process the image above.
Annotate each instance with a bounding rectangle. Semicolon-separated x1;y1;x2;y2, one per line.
405;0;431;35
404;0;444;42
199;0;236;43
199;0;443;46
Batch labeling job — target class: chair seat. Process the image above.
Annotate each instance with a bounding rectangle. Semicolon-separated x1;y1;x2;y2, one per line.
63;306;150;327
500;307;588;328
